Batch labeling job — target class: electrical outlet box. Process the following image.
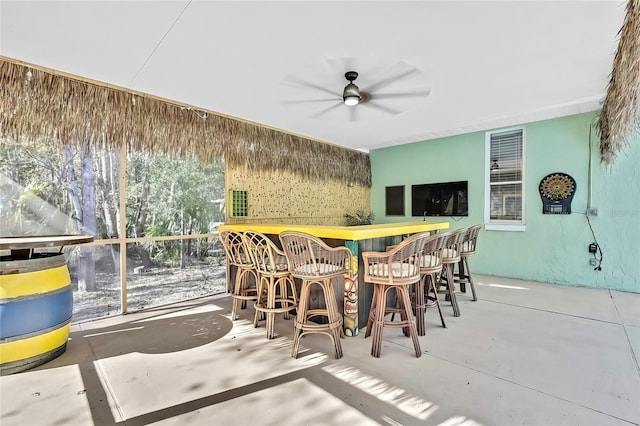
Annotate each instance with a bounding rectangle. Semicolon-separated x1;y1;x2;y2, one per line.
586;208;598;217
589;258;597;266
588;243;598;254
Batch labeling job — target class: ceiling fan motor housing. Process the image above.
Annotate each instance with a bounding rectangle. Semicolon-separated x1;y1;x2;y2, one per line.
345;71;358;82
343;71;361;105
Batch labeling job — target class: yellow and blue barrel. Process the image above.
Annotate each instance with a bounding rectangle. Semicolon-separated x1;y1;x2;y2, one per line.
0;254;72;375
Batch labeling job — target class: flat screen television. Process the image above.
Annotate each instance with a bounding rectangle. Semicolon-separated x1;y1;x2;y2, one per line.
411;181;468;217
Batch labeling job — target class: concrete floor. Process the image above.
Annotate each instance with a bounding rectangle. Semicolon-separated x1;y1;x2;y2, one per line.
2;275;639;426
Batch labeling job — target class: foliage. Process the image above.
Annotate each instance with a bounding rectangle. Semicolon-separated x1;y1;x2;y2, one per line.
345;210;375;226
0;137;226;276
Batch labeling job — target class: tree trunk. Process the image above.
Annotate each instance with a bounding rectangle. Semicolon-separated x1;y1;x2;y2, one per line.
65;147;82;222
98;151;119;239
186;216;193;264
97;151;121;275
180;209;186;269
133;175;150;238
78;147;97;292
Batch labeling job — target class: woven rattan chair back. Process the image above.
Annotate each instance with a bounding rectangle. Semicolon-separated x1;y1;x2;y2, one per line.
362;232;429;287
219;230;253;268
243;231;289;276
460;224;482;255
420;233;446;274
279;231;353;279
440;229;466;265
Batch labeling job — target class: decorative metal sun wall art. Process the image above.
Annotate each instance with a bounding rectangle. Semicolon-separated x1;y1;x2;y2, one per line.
538;172;576;214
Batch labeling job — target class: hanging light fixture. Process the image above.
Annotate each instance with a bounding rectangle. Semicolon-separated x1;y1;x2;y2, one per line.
342;71;361;106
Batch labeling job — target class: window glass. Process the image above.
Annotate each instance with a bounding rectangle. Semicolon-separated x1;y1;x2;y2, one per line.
67;244;122;322
486;128;524;228
1;137;227;323
490;183;522;220
125;240;226;312
126;152;225;237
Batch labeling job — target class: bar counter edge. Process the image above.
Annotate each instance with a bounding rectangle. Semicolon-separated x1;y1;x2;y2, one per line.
218;221;450;240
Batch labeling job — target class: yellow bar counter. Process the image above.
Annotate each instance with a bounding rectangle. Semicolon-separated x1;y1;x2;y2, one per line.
219;221;449;241
219;221;449;335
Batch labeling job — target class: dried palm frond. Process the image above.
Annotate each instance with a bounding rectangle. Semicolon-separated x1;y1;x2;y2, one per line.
0;57;371;187
597;0;640;165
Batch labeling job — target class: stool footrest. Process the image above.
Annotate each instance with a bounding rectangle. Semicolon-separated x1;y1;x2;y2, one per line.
254;301;297;314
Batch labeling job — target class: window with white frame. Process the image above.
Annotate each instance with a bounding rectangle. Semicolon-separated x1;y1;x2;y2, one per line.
485;128;525;231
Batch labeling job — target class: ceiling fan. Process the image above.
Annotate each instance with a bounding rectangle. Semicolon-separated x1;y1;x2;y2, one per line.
281;61;431;122
342;71;363;106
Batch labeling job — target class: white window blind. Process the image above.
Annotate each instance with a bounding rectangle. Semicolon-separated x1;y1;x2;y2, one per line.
486;128;525;229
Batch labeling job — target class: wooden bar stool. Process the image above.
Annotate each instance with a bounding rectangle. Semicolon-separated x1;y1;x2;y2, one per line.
362;232;429;358
456;224;482;301
219;230;258;321
436;229;466;317
243;231;298;340
414;232;447;335
279;231;352;359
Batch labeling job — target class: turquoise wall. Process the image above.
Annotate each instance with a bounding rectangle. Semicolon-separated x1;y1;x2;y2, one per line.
370;112;639;292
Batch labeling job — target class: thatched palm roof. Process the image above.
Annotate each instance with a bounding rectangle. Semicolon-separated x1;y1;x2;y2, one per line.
598;0;640;165
0;57;371;187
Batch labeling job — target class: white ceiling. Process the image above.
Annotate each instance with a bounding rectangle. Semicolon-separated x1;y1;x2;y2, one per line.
0;1;626;152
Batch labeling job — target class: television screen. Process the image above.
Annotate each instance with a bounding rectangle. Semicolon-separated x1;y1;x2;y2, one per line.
411;181;468;217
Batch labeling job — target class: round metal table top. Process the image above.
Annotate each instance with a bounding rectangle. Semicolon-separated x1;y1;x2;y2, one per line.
0;235;94;250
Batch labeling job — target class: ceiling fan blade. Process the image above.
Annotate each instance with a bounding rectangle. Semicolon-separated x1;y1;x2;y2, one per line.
361;101;401;116
348;106;359;122
362;67;421;93
281;97;340;105
372;88;431;100
309;101;343;119
282;75;340;97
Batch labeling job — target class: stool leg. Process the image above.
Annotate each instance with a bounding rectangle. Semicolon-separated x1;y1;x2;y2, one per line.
428;273;446;328
240;269;249;309
291;280;309;358
414;277;426;336
247;270;259;308
440;266;451;302
231;268;245;321
399;287;411;337
279;277;291;320
365;284;379;338
371;285;387;358
458;259;466;293
464;257;478;301
326;279;344;340
322;280;343;359
445;266;460;317
266;278;276;339
254;276;266;327
398;285;422;358
289;276;299;311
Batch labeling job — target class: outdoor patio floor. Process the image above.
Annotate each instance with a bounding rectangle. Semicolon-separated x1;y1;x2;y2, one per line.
2;274;639;426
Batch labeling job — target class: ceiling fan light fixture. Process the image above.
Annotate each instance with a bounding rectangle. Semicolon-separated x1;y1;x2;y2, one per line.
343;83;360;106
344;97;360;106
343;71;361;106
